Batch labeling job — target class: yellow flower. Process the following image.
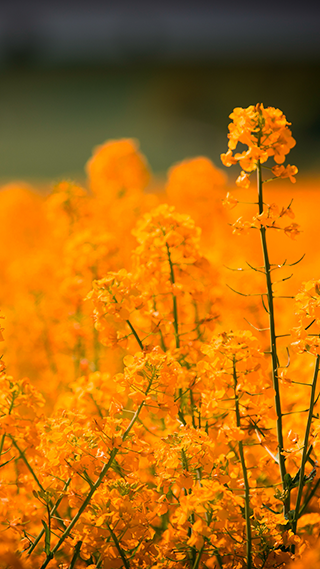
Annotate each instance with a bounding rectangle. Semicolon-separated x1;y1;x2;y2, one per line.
272;164;298;183
221;103;297;183
236;170;251;188
222;192;238;209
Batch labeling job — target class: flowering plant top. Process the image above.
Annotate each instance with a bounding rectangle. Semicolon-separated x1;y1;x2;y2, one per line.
221;103;298;187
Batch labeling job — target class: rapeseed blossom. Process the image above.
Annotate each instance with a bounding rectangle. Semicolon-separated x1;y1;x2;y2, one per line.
221;103;298;188
0;110;320;568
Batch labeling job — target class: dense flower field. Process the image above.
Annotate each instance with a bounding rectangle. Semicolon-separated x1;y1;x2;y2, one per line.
2;104;320;568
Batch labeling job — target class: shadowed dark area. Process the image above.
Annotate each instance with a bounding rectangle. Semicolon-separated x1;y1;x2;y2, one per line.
0;0;319;180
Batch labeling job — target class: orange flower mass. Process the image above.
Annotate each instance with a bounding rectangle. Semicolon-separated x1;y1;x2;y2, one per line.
221;103;298;187
0;107;319;569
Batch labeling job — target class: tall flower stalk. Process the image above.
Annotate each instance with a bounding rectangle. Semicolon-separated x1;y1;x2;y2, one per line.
221;103;299;515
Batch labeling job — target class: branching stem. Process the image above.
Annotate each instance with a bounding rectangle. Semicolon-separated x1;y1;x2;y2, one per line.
28;479;71;555
106;521;130;569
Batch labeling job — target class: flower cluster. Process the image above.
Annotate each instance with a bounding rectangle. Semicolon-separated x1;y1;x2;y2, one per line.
221;104;298;188
229;201;301;239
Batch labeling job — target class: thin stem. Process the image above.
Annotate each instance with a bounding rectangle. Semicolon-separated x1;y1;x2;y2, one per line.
40;376;153;568
299;477;320;518
257;161;288;513
215;552;223;569
0;434;6;457
110;290;144;350
10;437;46;494
40;450;118;568
233;359;252;569
122;395;149;442
45;505;51;555
192;543;205;569
126;320;144;350
28;479;71;555
68;541;82;569
190;389;197;429
105;521;130;569
193;301;204;341
180;449;197;566
293;355;320;532
166;242;180;349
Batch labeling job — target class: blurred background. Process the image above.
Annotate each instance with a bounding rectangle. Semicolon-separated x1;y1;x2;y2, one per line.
0;0;320;182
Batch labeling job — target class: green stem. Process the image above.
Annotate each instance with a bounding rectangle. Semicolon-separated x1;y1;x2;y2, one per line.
180;450;197;566
193;301;203;341
68;541;82;569
233;359;252;569
192;543;205;569
299;477;320;519
110;291;144;351
257;162;288;512
0;434;5;457
122;394;149;442
166;243;180;349
106;522;130;569
45;504;51;555
39;376;153;568
28;479;71;555
126;320;144;350
190;389;197;429
10;437;46;494
293;355;320;532
215;552;223;569
39;450;118;569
